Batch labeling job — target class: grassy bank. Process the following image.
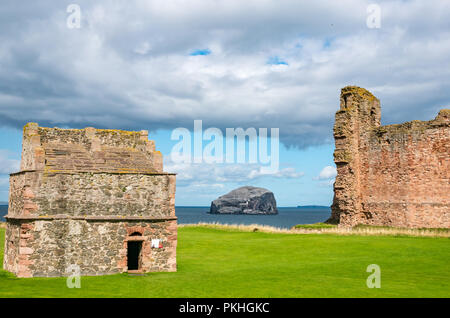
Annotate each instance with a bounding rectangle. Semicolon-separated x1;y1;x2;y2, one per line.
181;222;450;237
0;226;449;297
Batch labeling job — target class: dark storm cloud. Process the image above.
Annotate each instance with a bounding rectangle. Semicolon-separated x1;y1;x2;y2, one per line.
0;0;449;147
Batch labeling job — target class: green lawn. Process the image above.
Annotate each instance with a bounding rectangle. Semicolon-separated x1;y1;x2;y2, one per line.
0;227;449;297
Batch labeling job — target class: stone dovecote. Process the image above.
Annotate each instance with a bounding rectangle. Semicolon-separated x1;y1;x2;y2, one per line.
3;123;177;277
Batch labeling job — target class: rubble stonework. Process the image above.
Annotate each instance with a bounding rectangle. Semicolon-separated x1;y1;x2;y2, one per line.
330;86;449;228
3;123;177;277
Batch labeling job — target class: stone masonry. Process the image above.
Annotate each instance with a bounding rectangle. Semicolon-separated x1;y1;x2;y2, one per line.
330;86;449;228
3;123;177;277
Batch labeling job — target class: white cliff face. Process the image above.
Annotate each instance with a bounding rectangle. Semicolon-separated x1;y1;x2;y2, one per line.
210;186;278;215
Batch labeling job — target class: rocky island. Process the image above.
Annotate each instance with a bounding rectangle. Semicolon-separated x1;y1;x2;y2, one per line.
210;186;278;215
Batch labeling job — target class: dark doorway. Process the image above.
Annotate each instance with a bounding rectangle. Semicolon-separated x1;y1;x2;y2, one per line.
127;241;142;270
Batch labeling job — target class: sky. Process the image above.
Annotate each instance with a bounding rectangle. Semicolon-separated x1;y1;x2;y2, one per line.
0;0;449;206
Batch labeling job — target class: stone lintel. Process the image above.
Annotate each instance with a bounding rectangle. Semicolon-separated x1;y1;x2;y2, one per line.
126;236;146;241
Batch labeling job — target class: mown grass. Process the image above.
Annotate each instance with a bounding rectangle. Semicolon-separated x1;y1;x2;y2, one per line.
0;226;449;298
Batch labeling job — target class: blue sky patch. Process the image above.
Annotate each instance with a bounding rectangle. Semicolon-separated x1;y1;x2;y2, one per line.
267;56;288;65
323;37;334;48
189;49;211;56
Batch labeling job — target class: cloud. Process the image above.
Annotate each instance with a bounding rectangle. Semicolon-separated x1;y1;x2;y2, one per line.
316;166;337;180
134;41;151;55
248;167;304;179
0;0;449;149
0;150;20;175
313;165;336;187
164;158;304;188
317;179;335;188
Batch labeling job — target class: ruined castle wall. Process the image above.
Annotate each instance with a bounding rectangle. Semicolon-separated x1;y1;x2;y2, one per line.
360;119;449;227
4;219;177;277
331;86;449;228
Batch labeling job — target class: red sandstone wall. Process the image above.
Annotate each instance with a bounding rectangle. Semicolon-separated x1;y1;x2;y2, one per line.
331;86;449;228
360;114;449;227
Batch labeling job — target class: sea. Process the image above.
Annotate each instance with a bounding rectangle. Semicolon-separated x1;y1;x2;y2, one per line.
0;205;331;229
0;206;7;222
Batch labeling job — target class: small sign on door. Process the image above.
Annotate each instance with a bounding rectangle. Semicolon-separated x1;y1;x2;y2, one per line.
151;239;163;248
